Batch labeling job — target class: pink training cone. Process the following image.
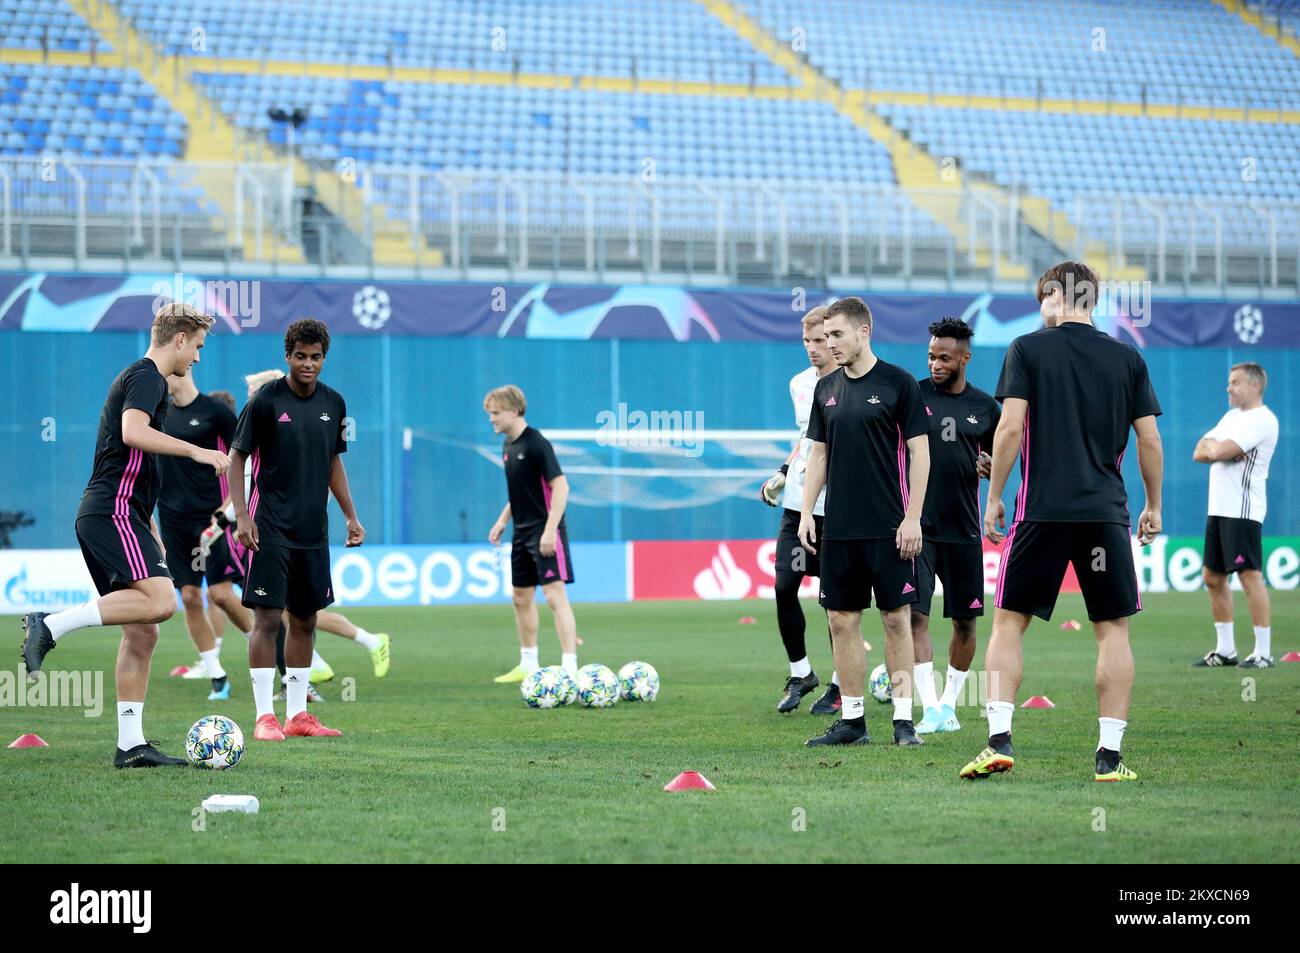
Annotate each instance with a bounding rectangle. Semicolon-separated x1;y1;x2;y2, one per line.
1281;651;1300;663
738;617;756;625
665;770;716;792
169;665;190;677
1059;620;1082;630
8;734;49;749
1021;696;1056;709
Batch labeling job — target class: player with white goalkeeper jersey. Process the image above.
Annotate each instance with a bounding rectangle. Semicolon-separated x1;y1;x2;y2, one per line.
1192;362;1279;669
760;305;841;714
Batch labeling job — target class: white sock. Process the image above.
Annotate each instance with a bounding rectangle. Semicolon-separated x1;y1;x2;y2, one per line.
354;629;381;650
987;700;1015;737
789;656;812;678
842;695;865;720
1252;626;1272;659
251;668;275;719
520;646;539;670
1098;716;1127;752
46;599;102;641
285;667;311;720
940;665;969;709
562;652;578;678
892;695;913;722
310;648;329;670
831;670;840;687
914;660;937;709
117;700;146;750
200;649;225;679
1214;621;1236;658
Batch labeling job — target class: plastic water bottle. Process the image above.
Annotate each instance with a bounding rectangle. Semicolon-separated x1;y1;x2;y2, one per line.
201;794;260;814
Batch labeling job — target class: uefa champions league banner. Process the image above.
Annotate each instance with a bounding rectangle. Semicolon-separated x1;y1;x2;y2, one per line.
1;271;1297;349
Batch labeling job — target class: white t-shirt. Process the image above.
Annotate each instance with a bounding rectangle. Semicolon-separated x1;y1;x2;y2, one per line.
1205;405;1279;523
781;366;827;516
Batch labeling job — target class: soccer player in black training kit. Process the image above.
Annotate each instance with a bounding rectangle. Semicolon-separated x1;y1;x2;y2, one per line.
798;297;931;747
962;262;1163;783
485;385;580;682
158;369;244;702
913;318;1000;735
229;319;364;742
21;303;230;768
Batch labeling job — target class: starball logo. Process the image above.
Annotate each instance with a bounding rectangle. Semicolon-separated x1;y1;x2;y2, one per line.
49;883;151;933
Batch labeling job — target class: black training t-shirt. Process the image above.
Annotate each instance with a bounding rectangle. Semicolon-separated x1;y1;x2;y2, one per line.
503;426;565;534
77;357;169;525
806;360;929;540
995;321;1161;524
232;377;347;548
919;377;1000;543
158;392;237;520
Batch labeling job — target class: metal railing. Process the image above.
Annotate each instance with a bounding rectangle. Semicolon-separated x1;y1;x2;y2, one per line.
1;157;1297;290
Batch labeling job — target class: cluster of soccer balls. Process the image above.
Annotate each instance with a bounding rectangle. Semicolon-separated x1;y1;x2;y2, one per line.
521;661;660;709
185;714;245;770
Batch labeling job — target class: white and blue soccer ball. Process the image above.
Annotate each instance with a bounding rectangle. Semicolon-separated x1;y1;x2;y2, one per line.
575;663;620;708
869;663;892;704
521;666;574;709
617;661;660;702
186;715;244;770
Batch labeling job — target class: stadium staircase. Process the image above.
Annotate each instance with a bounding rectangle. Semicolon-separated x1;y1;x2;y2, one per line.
695;0;1038;281
694;0;1176;281
63;0;434;267
1218;0;1300;57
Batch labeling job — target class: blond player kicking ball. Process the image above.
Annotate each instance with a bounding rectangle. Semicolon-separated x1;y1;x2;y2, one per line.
21;303;229;767
484;385;580;683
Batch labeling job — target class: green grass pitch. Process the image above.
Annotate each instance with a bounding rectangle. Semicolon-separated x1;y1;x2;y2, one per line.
2;591;1298;863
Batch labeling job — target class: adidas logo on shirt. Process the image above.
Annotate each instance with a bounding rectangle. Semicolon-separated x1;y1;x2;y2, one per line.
1235;554;1245;564
189;418;200;426
902;582;915;594
967;415;979;424
319;413;330;421
970;598;983;609
278;413;292;423
825;396;837;407
867;396;881;404
545;569;556;578
254;587;268;596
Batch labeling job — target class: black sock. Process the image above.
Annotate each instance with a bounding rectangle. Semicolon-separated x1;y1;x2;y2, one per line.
1097;747;1121;768
844;714;865;727
774;570;808;663
275;621;287;676
989;731;1012;752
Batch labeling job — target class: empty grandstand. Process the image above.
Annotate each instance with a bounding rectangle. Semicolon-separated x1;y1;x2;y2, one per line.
0;0;1297;290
